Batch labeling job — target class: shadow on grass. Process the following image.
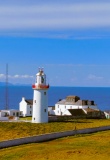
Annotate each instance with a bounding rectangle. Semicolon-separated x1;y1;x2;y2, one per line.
49;120;93;123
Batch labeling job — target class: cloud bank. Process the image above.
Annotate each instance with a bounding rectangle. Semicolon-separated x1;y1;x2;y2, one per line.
0;1;110;37
88;74;103;81
0;74;34;79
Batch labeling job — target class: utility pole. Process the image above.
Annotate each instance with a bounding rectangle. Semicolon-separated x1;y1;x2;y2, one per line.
5;63;9;110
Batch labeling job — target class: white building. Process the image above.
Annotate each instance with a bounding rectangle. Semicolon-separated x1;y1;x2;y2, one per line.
0;109;22;121
19;97;33;117
104;111;110;119
32;68;49;123
50;95;98;116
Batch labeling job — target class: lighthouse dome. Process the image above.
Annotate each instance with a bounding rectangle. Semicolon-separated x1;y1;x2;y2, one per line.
36;72;45;76
36;68;45;76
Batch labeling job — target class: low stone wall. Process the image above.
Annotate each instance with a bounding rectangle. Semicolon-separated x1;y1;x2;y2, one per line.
0;117;8;121
49;116;85;122
0;125;110;149
49;115;105;122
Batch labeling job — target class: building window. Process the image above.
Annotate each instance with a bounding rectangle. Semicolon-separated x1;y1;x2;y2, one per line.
13;112;15;116
58;105;59;108
65;106;66;109
30;111;32;114
44;92;46;95
44;109;46;112
35;100;36;103
41;76;44;83
34;118;35;120
5;113;7;116
30;106;31;108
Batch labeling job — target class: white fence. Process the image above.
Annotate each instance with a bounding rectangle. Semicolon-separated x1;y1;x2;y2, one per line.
0;125;110;149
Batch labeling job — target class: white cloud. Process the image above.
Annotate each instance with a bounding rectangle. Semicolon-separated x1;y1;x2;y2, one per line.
0;1;110;34
0;73;34;79
13;74;34;79
21;75;34;78
14;75;20;78
0;74;5;78
88;74;103;80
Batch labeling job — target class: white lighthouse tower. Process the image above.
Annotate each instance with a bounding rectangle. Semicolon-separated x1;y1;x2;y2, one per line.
32;68;49;123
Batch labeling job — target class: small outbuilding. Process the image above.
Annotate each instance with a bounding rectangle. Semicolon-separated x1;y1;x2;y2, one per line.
0;109;22;121
104;111;110;119
19;97;33;117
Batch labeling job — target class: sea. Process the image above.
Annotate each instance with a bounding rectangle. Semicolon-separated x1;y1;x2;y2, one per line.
0;86;110;111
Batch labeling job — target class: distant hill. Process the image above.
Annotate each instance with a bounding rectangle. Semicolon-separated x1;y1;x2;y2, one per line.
0;82;31;86
14;83;31;86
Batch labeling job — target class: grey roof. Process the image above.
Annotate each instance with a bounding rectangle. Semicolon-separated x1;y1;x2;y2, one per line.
104;110;110;115
57;99;82;105
25;99;33;105
57;99;96;106
56;95;96;106
84;108;99;112
66;95;80;99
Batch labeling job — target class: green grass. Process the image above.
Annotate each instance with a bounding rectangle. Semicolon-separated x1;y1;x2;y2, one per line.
0;119;110;141
0;130;110;160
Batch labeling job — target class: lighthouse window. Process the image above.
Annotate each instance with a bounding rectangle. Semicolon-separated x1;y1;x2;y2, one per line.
44;92;46;95
44;109;46;112
41;76;44;83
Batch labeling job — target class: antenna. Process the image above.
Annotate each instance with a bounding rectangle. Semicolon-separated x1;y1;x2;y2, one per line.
5;63;9;110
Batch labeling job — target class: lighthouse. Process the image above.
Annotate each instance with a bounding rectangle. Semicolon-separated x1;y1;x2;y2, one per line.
32;68;49;123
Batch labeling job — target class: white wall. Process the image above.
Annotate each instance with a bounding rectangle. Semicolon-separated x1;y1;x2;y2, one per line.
9;110;22;117
0;110;22;117
62;109;71;116
104;112;110;119
0;117;8;121
26;105;32;116
49;110;56;115
0;111;6;117
19;98;27;117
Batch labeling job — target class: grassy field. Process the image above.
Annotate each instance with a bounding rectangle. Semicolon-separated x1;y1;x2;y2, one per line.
0;119;110;141
0;130;110;160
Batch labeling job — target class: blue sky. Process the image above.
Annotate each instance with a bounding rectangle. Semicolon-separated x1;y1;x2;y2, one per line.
0;0;110;86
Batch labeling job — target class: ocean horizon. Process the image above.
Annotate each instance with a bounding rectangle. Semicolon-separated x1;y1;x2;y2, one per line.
0;86;110;111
